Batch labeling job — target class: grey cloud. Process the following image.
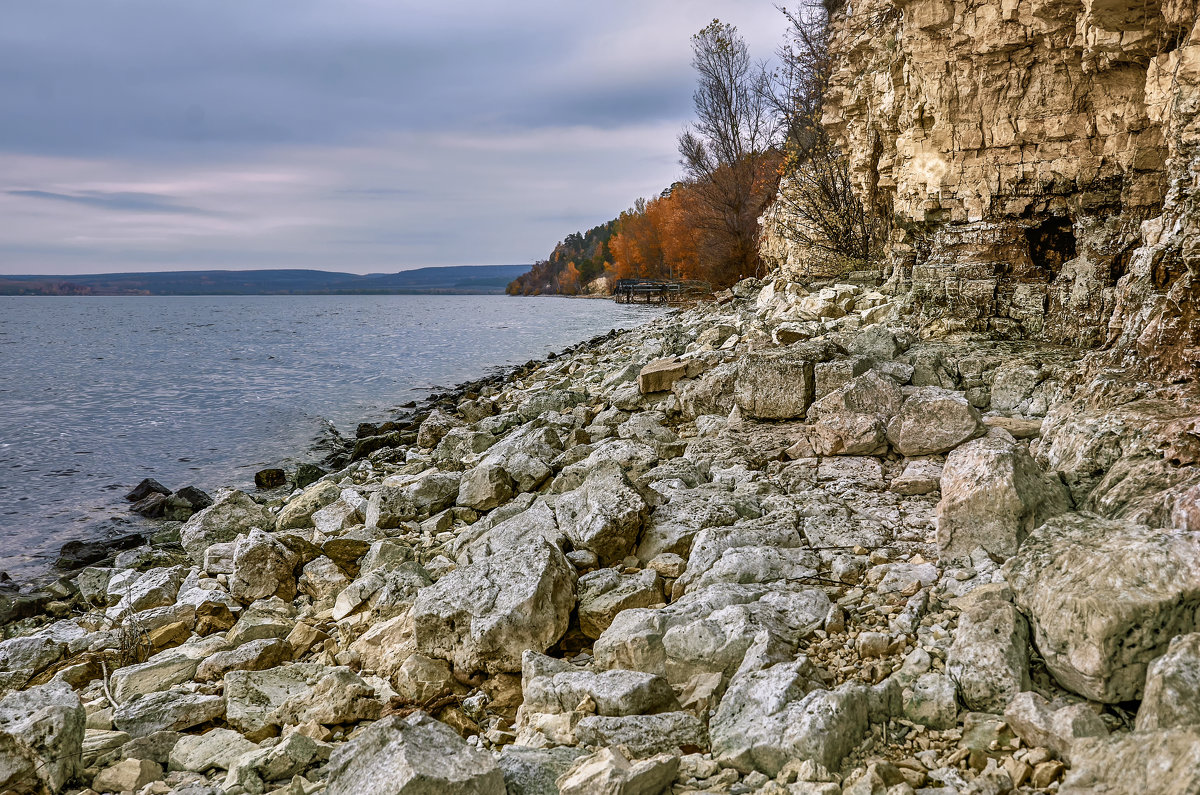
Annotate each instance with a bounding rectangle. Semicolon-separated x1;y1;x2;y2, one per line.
7;190;217;215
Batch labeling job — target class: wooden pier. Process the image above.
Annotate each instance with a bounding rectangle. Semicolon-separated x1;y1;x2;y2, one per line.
612;279;710;304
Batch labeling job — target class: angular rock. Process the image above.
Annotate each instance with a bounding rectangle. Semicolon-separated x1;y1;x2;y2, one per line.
575;711;708;756
638;358;687;394
324;712;504;795
710;660;871;775
230;528;299;604
577;568;663;638
1004;512;1200;702
168;727;258;772
366;486;419;529
195;638;292;683
806;370;903;456
889;458;942;495
180;490;274;562
886;387;984;455
416;409;463;449
554;462;648;567
92;758;163;793
110;635;229;703
456;460;514;512
938;431;1071;562
1136;632;1200;730
298;556;351;604
1061;729;1200;795
0;681;85;795
947;599;1031;713
902;673;958;730
593;583;830;686
1003;692;1107;763
113;690;224;738
0;632;66;691
522;652;680;717
394;653;465;704
277;481;341;531
556;747;678;795
734;349;815;420
413;538;576;674
497;746;587;795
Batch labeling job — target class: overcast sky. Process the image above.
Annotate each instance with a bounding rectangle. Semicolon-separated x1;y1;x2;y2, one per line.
0;1;787;275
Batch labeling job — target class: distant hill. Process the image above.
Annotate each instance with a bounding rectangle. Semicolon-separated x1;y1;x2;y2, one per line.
0;265;531;296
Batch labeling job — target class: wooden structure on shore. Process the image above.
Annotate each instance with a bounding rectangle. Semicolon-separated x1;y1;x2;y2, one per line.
612;279;710;304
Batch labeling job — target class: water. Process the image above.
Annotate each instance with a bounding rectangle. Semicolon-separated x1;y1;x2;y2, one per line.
0;295;666;577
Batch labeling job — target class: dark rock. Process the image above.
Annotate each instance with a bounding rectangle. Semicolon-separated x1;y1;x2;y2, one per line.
126;479;171;502
0;592;50;626
294;464;327;490
255;468;287;489
56;532;147;570
171;486;212;512
352;432;402;462
131;492;169;518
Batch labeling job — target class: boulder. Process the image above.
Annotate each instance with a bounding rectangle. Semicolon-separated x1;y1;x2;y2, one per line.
889;458;942;495
886;387;983;455
277;481;341;531
521;652;680;717
593;583;830;687
226;664;379;736
554;463;648;567
556;747;678;795
393;654;465;704
366;486;419;529
413;539;576;674
1061;728;1200;794
806;371;903;456
110;635;230;702
734;349;816;420
113;690;225;738
577;568;663;638
575;712;709;756
710;660;873;775
416;409;463;449
947;599;1031;713
229;528;299;604
937;431;1071;562
1003;513;1200;702
497;746;587;795
299;556;351;603
1004;692;1108;763
324;712;504;795
195;638;292;682
0;632;66;691
1136;632;1200;730
456;460;514;512
0;681;85;795
638;359;687;394
92;758;163;793
168;727;258;772
180;490;274;562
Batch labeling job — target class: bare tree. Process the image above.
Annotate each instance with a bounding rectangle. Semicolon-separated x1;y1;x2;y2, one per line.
678;20;782;284
766;4;882;268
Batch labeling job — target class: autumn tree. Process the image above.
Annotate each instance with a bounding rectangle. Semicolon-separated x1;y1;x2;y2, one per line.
678;20;781;285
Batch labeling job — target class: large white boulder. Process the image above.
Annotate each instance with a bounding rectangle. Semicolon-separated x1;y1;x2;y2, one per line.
413;539;576;674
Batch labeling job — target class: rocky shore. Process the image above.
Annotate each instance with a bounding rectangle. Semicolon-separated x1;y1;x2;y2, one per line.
2;278;1199;795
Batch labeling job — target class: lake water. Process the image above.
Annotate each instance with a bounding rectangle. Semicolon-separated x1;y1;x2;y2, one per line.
0;295;666;578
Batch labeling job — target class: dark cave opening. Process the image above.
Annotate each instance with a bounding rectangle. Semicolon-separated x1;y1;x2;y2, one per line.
1025;217;1077;279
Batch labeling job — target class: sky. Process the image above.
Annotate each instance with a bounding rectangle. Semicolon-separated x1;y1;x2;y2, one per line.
0;1;787;275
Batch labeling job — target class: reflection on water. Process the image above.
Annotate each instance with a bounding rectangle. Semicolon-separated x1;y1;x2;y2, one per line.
0;294;666;576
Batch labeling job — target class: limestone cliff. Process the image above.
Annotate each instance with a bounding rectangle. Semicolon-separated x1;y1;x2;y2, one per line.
765;0;1200;377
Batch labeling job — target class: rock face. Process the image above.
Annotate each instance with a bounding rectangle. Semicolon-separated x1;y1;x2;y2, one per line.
937;431;1071;561
325;712;505;794
1004;512;1200;702
413;539;576;674
0;681;85;794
